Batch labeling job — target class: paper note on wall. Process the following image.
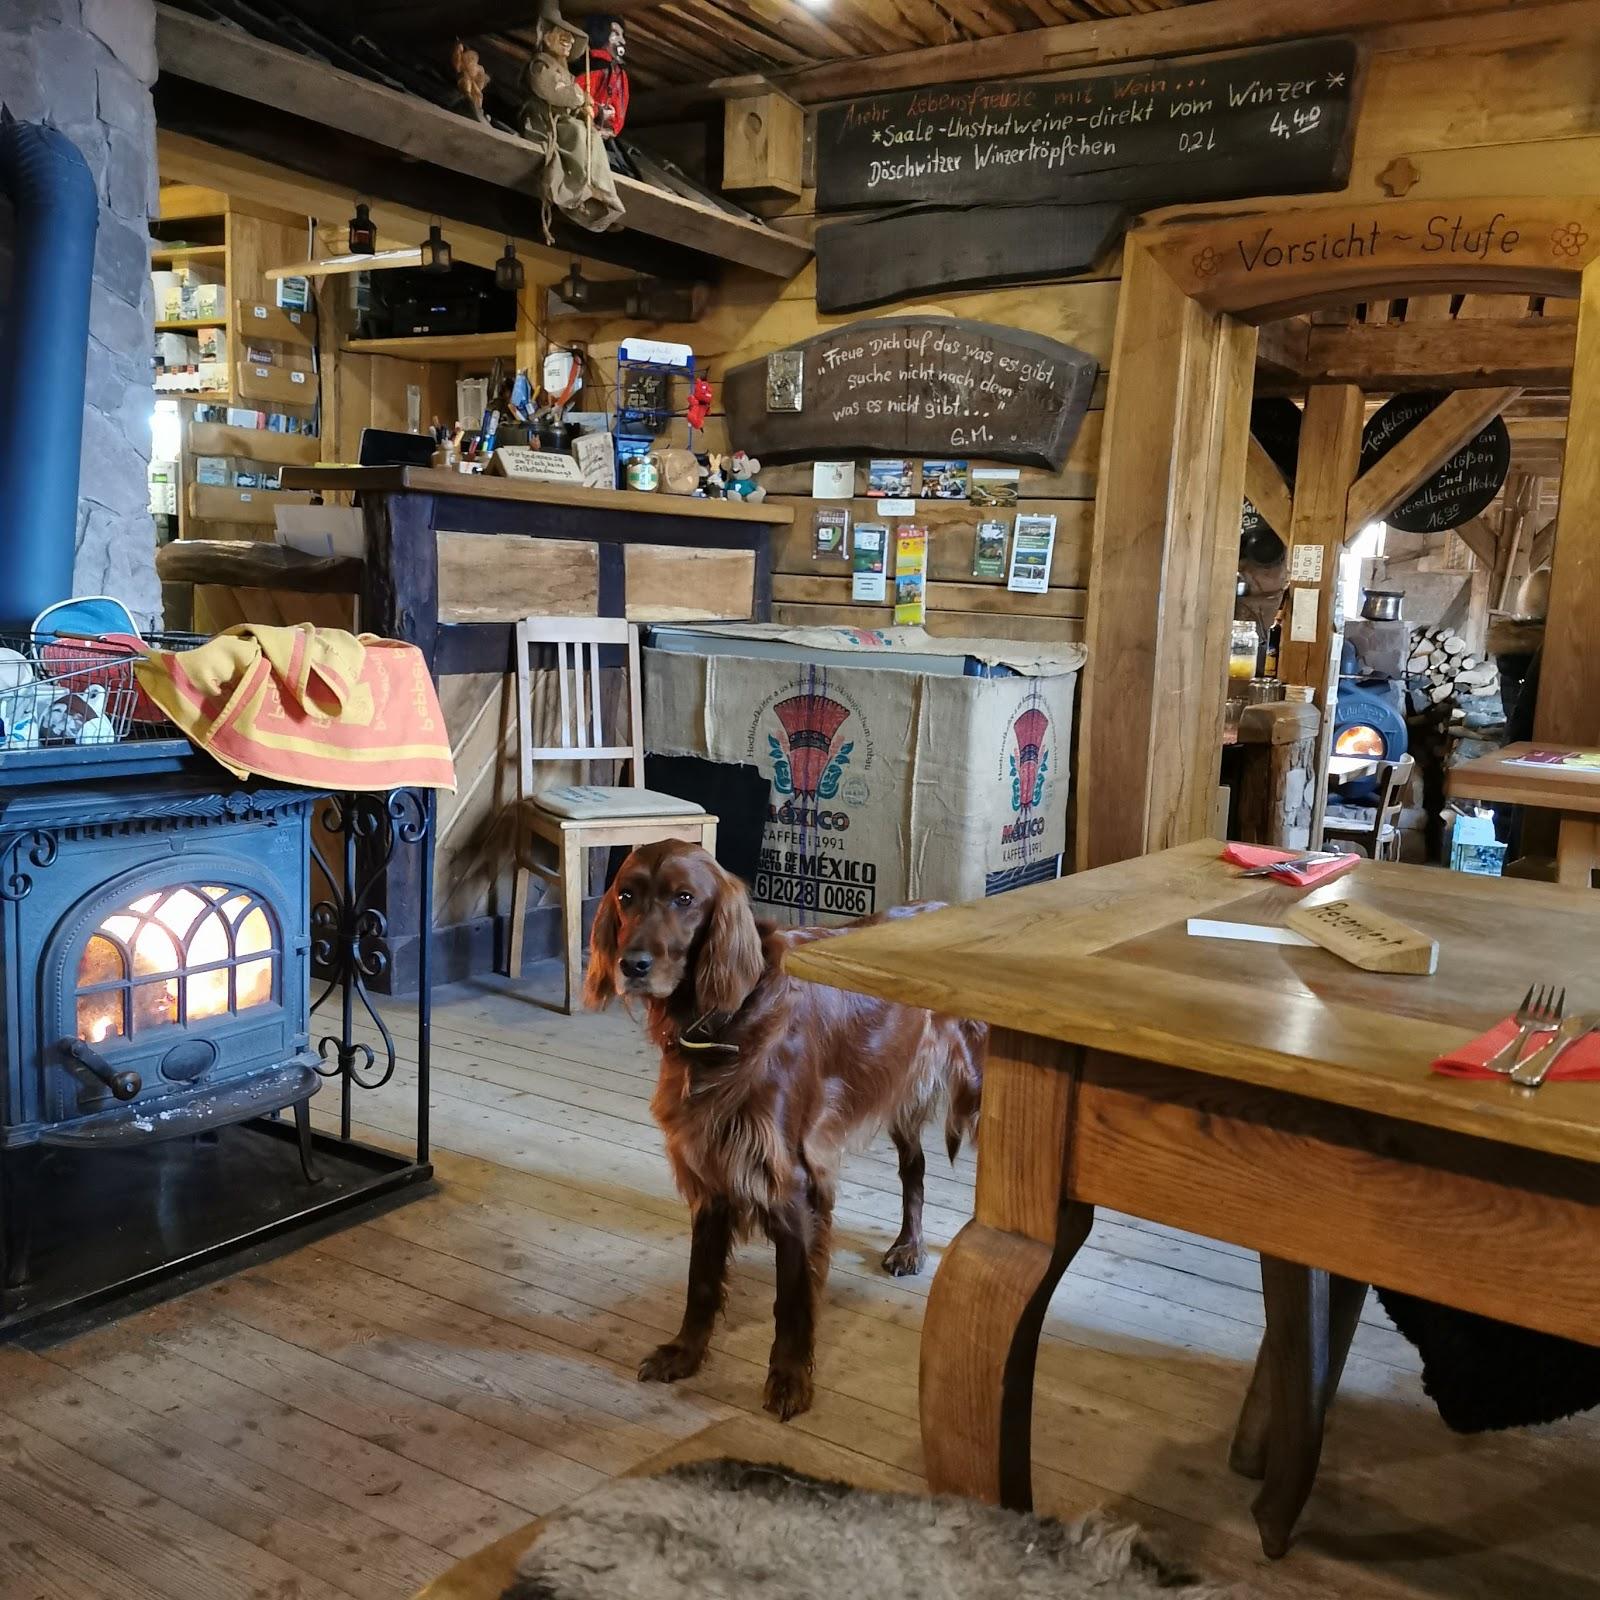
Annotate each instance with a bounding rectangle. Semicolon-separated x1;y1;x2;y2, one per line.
1289;586;1320;643
1289;545;1323;583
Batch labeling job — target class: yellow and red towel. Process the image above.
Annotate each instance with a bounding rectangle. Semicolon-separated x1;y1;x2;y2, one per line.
136;624;456;792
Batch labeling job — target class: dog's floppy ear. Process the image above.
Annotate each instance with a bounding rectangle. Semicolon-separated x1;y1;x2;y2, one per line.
695;864;764;1015
583;885;622;1009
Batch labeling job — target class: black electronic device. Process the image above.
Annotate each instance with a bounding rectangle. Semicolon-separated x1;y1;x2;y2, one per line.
357;428;436;468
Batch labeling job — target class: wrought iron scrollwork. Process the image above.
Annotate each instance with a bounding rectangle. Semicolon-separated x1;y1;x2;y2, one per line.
310;791;433;1128
0;830;59;903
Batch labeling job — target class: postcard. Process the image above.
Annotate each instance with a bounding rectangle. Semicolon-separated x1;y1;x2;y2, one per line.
970;466;1021;508
868;458;914;498
921;459;968;499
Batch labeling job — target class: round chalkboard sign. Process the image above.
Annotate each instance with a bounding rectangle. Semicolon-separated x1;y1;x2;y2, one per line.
1359;392;1511;534
1239;396;1302;564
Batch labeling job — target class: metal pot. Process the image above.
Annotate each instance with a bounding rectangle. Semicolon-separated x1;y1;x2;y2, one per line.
1361;589;1404;622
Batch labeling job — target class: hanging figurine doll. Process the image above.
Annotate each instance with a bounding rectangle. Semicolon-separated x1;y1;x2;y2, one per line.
577;15;630;138
520;0;625;239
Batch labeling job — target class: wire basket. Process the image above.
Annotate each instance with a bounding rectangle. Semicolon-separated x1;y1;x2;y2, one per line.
0;629;203;750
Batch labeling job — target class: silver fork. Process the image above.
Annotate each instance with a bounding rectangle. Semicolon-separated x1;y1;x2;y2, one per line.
1511;1011;1600;1089
1481;983;1565;1076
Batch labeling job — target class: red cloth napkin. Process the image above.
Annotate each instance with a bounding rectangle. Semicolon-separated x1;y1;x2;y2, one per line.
1432;1019;1600;1081
1221;842;1360;889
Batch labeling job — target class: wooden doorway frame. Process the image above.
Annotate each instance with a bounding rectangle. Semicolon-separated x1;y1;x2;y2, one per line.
1078;197;1600;870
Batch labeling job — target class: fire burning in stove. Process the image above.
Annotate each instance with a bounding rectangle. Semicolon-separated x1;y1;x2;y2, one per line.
75;886;277;1044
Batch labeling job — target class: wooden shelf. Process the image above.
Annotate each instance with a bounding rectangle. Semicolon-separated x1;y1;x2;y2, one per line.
156;317;228;332
279;465;796;524
235;360;316;406
156;388;233;402
342;331;516;362
151;243;226;265
188;484;313;525
189;421;321;468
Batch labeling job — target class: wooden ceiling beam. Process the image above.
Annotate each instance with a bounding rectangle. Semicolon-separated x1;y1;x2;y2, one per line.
1300;318;1578;390
1345;387;1522;538
1245;435;1295;540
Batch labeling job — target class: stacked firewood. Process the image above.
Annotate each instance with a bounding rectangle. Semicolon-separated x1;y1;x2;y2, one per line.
1406;626;1505;733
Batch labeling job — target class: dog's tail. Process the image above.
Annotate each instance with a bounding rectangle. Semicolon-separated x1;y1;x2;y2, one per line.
942;1020;986;1163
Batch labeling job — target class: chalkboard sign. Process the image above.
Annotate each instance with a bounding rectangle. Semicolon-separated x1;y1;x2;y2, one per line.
1360;393;1511;534
816;201;1127;314
816;38;1359;214
1240;396;1302;562
722;316;1098;469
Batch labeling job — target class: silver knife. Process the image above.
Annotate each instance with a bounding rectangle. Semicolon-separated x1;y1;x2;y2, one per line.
1509;1011;1600;1089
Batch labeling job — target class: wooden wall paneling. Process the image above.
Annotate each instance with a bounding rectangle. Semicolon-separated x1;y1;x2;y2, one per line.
768;499;1094;588
1078;238;1251;870
622;546;758;622
1275;385;1365;850
435;534;600;623
1536;254;1600;747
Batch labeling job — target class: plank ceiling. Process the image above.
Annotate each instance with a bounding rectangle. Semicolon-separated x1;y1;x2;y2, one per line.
373;0;1207;91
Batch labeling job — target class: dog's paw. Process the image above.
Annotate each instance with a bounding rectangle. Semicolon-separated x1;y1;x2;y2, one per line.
881;1238;927;1277
762;1363;814;1421
639;1342;705;1384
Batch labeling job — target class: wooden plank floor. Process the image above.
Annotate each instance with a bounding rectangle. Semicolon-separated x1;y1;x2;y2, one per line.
4;967;1600;1599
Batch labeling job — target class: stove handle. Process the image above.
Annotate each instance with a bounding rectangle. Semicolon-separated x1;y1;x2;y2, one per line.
57;1039;142;1102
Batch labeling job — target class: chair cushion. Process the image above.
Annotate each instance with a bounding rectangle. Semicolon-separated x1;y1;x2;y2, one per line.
530;785;707;821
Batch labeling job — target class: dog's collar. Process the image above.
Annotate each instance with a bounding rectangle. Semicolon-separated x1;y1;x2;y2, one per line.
677;1010;739;1056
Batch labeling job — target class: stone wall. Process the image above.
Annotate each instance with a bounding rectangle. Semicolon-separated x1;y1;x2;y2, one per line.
0;0;160;626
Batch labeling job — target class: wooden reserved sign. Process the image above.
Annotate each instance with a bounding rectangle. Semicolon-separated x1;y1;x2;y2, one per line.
815;38;1359;214
722;316;1098;468
1286;898;1439;975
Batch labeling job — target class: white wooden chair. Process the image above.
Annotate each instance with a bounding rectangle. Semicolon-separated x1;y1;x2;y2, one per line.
1325;753;1413;861
506;616;716;1011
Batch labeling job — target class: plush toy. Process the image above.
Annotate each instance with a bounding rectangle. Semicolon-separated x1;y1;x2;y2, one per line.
725;450;765;504
452;40;489;122
686;375;713;432
577;15;630;137
702;453;729;498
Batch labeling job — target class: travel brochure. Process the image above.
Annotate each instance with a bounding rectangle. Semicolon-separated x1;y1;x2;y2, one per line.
1007;513;1057;593
974;519;1008;579
813;505;850;559
894;526;929;625
851;523;888;602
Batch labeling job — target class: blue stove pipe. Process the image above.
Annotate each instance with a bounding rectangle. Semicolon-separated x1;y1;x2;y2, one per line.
0;107;100;626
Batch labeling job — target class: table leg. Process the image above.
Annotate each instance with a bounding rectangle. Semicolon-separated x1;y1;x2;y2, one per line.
1556;816;1600;888
920;1031;1092;1510
1248;1258;1367;1558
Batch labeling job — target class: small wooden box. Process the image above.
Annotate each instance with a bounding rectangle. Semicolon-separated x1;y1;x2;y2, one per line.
723;91;806;201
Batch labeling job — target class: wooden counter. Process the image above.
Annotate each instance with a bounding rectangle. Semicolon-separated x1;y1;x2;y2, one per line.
158;471;793;989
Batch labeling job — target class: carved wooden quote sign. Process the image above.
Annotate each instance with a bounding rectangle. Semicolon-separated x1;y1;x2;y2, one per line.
814;38;1360;214
722;316;1099;468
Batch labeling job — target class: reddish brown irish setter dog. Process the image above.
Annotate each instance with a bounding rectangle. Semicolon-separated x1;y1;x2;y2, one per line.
585;840;984;1420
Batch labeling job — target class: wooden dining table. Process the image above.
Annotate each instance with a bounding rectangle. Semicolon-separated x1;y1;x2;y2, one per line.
1448;740;1600;887
785;842;1600;1557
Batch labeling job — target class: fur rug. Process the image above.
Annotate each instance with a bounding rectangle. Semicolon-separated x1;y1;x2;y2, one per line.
503;1459;1245;1599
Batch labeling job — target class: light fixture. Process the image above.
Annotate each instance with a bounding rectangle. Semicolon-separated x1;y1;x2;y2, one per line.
420;219;452;275
494;238;524;294
347;200;376;254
